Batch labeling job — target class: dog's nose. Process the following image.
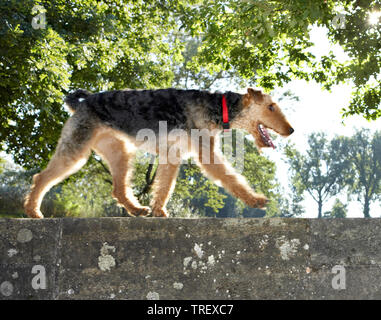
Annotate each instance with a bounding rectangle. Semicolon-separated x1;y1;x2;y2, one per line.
289;127;294;135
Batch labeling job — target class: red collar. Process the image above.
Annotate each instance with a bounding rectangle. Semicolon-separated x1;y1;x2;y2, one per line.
222;94;230;131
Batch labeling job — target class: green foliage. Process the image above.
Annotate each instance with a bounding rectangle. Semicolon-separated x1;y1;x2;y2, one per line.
178;0;381;119
166;196;199;218
326;2;381;120
51;158;117;217
174;160;227;216
172;36;247;90
179;0;328;89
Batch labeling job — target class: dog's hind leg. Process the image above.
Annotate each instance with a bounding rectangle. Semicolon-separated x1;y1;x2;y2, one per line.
150;163;180;217
24;115;95;218
195;136;268;209
93;131;151;217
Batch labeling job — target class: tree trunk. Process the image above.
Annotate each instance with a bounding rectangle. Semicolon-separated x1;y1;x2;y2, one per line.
318;199;323;219
363;195;371;218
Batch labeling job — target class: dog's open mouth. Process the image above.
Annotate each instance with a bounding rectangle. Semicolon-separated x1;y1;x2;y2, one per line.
258;124;275;149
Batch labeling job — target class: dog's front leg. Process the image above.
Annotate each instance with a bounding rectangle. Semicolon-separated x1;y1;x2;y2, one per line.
196;136;268;209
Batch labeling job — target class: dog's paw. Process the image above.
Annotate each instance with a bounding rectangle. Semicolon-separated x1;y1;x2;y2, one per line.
246;194;269;209
130;206;152;217
152;208;169;218
25;208;44;219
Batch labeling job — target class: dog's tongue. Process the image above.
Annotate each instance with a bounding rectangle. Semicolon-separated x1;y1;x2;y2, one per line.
262;127;275;149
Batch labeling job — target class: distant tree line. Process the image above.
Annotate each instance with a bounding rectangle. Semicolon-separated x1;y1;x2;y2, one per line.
285;130;381;218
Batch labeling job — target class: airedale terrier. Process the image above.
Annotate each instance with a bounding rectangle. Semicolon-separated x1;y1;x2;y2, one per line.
24;88;294;218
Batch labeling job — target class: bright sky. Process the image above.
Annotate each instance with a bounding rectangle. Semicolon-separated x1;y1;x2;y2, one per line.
261;26;381;218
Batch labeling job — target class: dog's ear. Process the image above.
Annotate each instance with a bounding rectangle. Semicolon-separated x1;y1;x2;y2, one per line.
247;88;264;103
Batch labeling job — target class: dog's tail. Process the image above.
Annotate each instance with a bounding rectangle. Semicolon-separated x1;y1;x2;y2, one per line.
65;89;91;112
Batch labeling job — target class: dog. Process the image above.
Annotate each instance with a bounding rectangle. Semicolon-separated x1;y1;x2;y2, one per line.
24;88;294;218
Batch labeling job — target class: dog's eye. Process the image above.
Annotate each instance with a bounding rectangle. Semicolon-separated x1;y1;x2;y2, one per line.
268;105;275;112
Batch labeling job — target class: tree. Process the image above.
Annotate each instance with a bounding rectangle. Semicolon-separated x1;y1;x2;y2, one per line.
171;36;247;90
344;130;381;218
323;198;347;218
285;133;351;218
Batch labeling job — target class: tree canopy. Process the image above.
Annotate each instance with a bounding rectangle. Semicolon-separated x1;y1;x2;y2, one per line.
179;0;381;118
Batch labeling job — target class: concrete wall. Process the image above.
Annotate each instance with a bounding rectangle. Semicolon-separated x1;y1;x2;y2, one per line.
1;217;381;300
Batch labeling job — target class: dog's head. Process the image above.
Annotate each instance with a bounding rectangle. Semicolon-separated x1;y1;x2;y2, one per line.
232;88;294;149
